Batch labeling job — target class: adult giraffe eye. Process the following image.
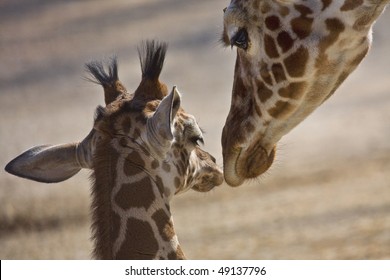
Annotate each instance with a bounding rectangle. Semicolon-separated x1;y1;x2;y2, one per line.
232;28;249;50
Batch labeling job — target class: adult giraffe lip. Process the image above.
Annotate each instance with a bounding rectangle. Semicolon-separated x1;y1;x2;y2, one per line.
223;144;276;187
223;147;245;187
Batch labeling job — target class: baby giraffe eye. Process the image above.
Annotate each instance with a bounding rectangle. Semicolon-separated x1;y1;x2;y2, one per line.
190;135;204;146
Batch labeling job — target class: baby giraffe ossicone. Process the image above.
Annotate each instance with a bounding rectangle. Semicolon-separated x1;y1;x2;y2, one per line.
5;40;223;259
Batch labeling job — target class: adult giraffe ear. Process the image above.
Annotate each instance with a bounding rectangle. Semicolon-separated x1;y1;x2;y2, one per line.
4;131;95;183
147;86;181;156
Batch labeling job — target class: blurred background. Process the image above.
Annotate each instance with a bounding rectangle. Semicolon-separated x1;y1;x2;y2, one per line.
0;0;389;259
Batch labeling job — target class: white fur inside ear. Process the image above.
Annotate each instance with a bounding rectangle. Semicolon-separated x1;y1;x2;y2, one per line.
146;86;181;158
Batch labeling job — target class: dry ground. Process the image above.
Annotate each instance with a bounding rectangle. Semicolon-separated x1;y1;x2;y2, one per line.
0;0;389;259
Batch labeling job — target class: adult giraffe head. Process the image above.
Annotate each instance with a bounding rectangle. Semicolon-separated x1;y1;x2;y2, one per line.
221;0;389;186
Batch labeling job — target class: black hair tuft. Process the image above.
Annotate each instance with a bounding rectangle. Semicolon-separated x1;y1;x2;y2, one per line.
85;57;118;87
137;40;168;81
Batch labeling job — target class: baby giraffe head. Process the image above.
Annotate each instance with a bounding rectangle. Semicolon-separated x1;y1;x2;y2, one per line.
5;41;223;195
5;40;223;259
90;41;224;201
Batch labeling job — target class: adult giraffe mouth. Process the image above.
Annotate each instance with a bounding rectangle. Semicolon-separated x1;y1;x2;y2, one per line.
223;144;276;187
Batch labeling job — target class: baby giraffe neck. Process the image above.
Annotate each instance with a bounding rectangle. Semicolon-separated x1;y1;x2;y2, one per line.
111;197;184;260
91;142;185;259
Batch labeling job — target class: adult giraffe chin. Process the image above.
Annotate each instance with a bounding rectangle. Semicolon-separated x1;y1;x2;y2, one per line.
221;0;389;186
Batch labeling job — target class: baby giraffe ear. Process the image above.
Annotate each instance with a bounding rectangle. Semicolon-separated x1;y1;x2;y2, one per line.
147;86;181;156
5;143;82;183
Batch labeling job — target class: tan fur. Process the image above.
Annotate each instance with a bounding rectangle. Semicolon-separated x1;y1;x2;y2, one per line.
221;0;389;186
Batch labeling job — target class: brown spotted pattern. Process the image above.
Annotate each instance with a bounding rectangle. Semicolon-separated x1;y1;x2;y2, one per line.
90;41;223;259
221;0;389;186
341;0;364;11
291;4;314;39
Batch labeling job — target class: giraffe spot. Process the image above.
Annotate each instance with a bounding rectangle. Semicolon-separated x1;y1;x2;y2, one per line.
268;100;296;119
278;82;307;100
325;18;345;42
277;31;294;53
115;217;159;260
294;4;313;16
291;15;313;39
115;177;156;210
353;15;371;31
152;209;175;242
264;34;280;59
162;161;171;173
290;4;314;40
321;0;332;11
265;16;281;31
155;175;165;197
260;1;271;13
341;0;363;11
316;18;346;70
271;63;287;83
257;80;273;103
151;159;159;169
318;18;345;54
284;46;309;78
279;5;290;17
124;152;146;177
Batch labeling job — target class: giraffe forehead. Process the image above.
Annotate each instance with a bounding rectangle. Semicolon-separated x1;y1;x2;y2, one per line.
174;112;202;138
98;98;162;133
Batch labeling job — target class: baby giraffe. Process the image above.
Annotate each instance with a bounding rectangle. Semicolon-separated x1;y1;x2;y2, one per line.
5;40;223;259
